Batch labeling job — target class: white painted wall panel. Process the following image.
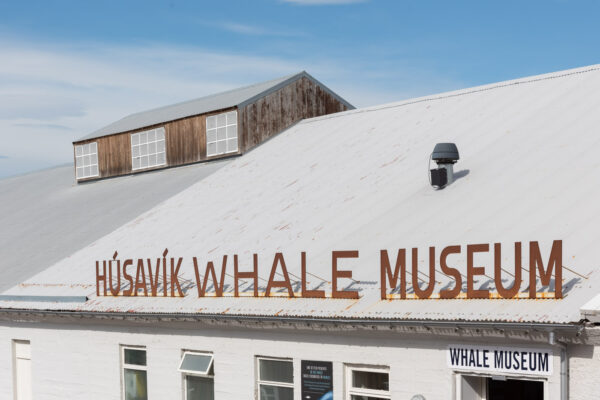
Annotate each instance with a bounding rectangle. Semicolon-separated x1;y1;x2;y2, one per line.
1;320;591;400
568;344;600;399
15;357;32;400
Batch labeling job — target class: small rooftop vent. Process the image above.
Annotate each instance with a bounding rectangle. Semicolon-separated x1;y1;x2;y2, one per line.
429;143;459;189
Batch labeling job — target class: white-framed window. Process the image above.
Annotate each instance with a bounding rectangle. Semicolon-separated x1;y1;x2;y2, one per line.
256;356;294;400
75;142;99;179
179;351;215;400
131;127;166;171
345;365;390;400
121;346;148;400
206;111;238;157
12;340;32;400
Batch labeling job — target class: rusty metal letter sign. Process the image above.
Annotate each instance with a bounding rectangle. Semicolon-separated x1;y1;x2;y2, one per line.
95;240;563;299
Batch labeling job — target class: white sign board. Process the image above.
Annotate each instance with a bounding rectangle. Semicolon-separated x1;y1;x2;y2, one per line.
447;344;553;376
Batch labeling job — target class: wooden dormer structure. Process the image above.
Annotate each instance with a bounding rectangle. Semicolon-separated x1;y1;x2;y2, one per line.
72;72;353;182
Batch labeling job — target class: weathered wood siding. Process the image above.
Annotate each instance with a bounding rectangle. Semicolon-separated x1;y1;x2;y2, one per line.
239;76;349;152
100;134;131;177
165;115;204;166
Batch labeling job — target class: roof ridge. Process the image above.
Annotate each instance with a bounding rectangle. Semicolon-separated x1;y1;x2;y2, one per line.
123;71;304;120
300;64;600;125
78;71;306;141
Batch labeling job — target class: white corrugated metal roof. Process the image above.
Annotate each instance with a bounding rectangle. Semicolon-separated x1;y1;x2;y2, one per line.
0;160;230;293
76;71;354;142
4;64;600;324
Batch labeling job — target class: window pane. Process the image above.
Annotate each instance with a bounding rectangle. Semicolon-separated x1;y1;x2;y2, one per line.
180;353;212;374
259;359;293;383
76;146;83;157
90;142;97;153
84;166;91;177
227;138;238;153
91;153;98;164
259;384;293;400
91;165;99;176
217;127;226;141
187;375;214;400
124;349;146;366
227;125;237;139
351;396;389;400
84;155;91;166
76;167;84;178
216;113;226;127
351;370;389;391
226;111;237;125
207;130;216;143
216;141;226;154
207;116;216;130
124;369;148;400
207;143;216;156
75;156;83;168
131;128;168;171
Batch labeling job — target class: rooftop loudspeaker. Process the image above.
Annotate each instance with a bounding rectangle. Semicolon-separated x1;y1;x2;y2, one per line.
429;143;459;189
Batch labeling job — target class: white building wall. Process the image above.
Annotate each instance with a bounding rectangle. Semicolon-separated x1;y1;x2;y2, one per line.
0;319;590;400
568;343;600;398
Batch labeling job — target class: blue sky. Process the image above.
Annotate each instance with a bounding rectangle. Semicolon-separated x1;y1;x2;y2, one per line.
1;0;599;178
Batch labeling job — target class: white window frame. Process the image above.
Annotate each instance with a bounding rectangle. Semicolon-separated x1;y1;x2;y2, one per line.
206;110;238;157
131;127;167;171
75;142;99;179
12;339;31;400
345;365;391;400
178;351;214;375
121;346;147;400
256;356;294;400
179;351;215;400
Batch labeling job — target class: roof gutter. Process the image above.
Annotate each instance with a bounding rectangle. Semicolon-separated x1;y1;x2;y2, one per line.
0;308;584;333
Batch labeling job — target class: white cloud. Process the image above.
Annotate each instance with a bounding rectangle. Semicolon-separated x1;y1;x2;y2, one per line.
281;0;368;4
216;22;307;37
220;22;267;35
0;94;85;120
12;122;72;131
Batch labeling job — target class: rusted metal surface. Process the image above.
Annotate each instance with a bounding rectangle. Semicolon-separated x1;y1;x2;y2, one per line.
3;65;600;324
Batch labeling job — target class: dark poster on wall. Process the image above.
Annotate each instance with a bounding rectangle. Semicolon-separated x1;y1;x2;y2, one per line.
301;360;333;400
